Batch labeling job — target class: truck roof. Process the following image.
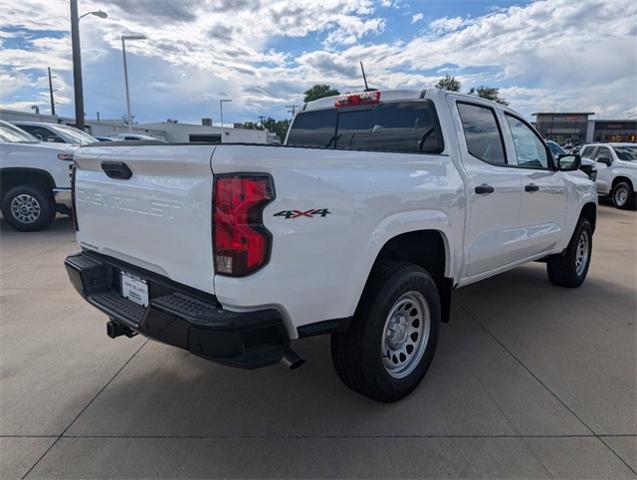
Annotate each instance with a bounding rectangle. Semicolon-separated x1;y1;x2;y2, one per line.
301;87;505;112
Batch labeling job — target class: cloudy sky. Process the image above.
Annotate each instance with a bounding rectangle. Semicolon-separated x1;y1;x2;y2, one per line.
1;0;636;125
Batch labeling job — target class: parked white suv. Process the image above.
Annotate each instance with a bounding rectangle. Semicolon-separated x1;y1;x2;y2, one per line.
580;143;637;209
65;89;597;401
0;120;74;231
12;121;98;146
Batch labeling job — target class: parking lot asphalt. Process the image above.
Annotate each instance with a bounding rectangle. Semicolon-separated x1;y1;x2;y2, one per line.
1;205;635;479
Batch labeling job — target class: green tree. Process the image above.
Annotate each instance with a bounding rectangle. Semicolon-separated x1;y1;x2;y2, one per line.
468;86;509;105
435;75;461;92
261;117;291;142
303;84;340;103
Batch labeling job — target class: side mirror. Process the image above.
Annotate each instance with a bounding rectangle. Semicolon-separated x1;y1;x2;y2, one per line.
557;154;581;171
597;156;612;166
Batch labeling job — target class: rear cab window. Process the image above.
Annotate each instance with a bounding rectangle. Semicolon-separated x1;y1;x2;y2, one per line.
286;101;443;154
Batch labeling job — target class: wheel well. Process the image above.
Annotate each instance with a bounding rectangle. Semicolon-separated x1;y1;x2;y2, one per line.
0;169;54;200
612;176;633;190
372;230;453;323
580;202;597;232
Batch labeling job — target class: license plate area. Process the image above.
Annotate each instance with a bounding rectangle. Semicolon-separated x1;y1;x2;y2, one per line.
120;271;149;307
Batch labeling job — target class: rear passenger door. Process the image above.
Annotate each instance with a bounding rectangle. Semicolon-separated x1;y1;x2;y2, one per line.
504;113;567;257
452;99;524;278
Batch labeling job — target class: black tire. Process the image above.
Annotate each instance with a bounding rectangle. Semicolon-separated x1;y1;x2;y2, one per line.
612;181;636;210
547;217;592;288
331;261;441;402
1;184;55;232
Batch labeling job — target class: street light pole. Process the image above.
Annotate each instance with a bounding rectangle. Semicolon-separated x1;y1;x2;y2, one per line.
219;98;232;141
121;35;147;131
69;3;107;130
48;67;56;116
70;0;84;129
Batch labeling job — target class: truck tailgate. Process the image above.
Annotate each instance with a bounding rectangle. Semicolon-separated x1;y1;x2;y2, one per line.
74;145;216;294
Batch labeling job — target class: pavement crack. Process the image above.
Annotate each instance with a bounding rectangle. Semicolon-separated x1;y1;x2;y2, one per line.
20;340;148;479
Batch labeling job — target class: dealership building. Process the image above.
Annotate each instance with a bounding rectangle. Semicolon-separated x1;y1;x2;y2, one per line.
532;112;637;145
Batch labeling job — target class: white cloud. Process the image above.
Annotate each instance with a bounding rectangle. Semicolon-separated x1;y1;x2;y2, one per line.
0;0;636;121
429;16;471;34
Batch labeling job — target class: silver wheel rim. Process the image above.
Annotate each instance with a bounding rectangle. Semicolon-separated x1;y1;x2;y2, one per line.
381;291;430;379
614;185;628;206
575;229;589;276
10;194;41;224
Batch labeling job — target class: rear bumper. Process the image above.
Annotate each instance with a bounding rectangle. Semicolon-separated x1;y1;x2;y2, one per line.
64;251;290;369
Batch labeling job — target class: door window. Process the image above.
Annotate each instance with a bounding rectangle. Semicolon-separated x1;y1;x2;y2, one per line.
594;147;612;162
505;114;549;169
580;146;595;158
457;103;506;165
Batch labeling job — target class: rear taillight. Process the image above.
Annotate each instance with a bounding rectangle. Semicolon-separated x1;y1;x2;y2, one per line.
213;174;274;276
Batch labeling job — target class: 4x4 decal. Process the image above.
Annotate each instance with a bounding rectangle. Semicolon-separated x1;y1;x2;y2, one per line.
273;209;331;219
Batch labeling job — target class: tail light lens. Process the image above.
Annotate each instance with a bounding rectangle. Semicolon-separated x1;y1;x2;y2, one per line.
213;174;274;276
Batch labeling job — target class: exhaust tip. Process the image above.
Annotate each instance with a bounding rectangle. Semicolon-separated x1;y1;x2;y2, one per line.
281;349;305;370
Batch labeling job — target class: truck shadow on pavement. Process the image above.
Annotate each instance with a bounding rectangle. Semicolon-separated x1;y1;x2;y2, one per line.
63;259;635;440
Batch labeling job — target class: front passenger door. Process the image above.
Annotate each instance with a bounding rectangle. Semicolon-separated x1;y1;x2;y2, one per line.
505;114;567;257
593;146;613;194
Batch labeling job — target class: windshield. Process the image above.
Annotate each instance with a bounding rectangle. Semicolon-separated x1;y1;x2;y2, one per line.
0;121;39;143
612;146;637;161
54;124;98;145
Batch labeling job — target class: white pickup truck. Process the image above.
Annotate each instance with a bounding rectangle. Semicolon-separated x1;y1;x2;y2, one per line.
65;89;597;401
0;120;75;231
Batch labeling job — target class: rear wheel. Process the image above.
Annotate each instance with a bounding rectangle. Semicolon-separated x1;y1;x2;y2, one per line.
547;217;592;288
331;261;440;402
1;185;55;231
612;181;636;210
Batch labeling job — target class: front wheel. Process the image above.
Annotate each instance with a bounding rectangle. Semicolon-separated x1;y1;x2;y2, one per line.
331;261;440;402
547;218;592;288
612;181;636;210
1;185;55;232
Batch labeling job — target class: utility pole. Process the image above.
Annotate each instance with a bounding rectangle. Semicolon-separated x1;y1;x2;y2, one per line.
219;98;232;140
121;35;146;131
70;0;85;130
286;105;299;117
48;67;56;116
122;37;131;130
